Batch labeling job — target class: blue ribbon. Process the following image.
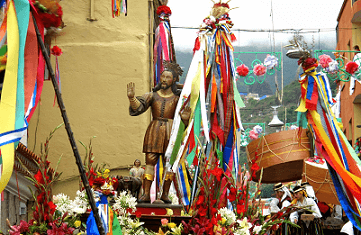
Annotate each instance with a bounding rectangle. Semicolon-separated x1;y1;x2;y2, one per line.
306;75;315;101
328;163;361;231
223;122;234;171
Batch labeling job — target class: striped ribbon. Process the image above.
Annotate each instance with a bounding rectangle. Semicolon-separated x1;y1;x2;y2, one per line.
164;21;243;206
0;0;44;193
153;20;172;86
300;68;361;229
0;0;20;194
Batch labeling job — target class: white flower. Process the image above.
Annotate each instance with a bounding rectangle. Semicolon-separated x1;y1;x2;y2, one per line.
237;218;252;230
73;206;87;214
218;207;236;226
101;182;114;191
326;60;339;74
210;15;216;22
253;225;262;234
253;125;263;134
264;54;278;69
53;193;73;216
169;192;179;205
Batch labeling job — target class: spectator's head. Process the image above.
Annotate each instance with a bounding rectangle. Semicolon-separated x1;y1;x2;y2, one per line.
354;45;360;52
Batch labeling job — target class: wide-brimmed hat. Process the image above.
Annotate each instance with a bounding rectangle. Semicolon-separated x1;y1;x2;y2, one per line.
293;185;305;194
273;182;283;191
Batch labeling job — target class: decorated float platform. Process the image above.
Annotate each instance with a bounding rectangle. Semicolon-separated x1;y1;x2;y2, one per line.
132;204;191;232
246;128;311;183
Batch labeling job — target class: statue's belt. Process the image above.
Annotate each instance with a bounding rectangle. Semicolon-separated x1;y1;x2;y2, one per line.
154;117;173;122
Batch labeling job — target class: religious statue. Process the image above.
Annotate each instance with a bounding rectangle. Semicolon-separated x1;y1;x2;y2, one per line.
130;159;144;179
127;61;190;203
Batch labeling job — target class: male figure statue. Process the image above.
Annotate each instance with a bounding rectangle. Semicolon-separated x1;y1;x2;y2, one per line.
127;61;189;203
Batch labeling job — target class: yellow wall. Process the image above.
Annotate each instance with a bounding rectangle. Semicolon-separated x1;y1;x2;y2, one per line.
27;0;152;197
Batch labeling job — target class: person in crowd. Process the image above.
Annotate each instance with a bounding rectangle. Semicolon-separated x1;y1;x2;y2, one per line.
341;221;361;235
290;185;322;235
271;183;293;235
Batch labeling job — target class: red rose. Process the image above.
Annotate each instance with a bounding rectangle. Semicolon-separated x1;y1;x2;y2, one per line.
236;64;249;77
346;61;359;75
156;5;171;16
51;46;63;56
93;177;105;186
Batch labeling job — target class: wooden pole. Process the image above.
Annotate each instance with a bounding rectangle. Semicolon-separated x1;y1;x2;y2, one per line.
31;14;105;235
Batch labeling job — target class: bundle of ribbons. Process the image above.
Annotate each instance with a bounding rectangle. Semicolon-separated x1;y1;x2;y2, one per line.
112;0;127;17
153;4;173;87
296;57;361;230
164;2;244;207
0;0;46;193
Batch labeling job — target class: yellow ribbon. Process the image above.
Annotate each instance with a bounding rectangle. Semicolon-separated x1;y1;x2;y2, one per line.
0;1;19;193
295;68;317;113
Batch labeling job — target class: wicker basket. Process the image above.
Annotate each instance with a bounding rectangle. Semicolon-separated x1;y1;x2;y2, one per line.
302;160;339;205
246;129;311;183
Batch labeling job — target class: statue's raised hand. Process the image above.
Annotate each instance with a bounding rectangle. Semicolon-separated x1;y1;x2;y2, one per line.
127;82;135;99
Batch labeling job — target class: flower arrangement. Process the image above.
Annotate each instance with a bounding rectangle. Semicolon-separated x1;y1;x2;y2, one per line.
51;45;62;56
325;60;339;74
32;0;63;29
253;64;266;76
263;54;278;70
298;57;318;70
9;124;79;235
158;209;183;235
318;54;332;69
156;5;172;16
306;156;325;164
174;138;306;235
249;125;263;140
346;61;359;75
236;64;249;77
199;2;234;32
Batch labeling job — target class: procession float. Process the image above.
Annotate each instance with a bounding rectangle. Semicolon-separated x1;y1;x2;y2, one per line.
1;0;361;234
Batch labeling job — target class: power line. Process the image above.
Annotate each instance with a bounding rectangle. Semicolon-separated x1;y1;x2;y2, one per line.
171;26;359;33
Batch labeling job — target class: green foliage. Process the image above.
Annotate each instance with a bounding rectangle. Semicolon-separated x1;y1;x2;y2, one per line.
247;81;273;97
259;184;275;198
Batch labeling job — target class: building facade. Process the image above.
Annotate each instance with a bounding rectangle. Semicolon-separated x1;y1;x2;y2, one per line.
26;0;155;197
336;0;361;145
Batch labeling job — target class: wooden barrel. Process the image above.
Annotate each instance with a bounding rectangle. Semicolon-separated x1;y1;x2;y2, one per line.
246;129;310;183
302;160;339;205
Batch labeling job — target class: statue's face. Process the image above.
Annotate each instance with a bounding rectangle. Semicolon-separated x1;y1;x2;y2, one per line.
160;71;174;90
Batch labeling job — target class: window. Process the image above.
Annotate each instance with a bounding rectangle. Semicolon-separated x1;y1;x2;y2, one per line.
349;118;353;145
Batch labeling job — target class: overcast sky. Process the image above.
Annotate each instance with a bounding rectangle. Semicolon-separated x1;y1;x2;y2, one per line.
168;0;344;51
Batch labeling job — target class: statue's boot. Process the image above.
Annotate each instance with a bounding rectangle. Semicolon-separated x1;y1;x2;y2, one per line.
160;173;174;204
138;178;152;203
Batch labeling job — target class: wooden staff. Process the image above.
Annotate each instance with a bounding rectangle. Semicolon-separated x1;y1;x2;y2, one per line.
31;13;106;235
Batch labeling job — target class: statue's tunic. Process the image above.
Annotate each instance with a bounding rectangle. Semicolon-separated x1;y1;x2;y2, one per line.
129;91;179;154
